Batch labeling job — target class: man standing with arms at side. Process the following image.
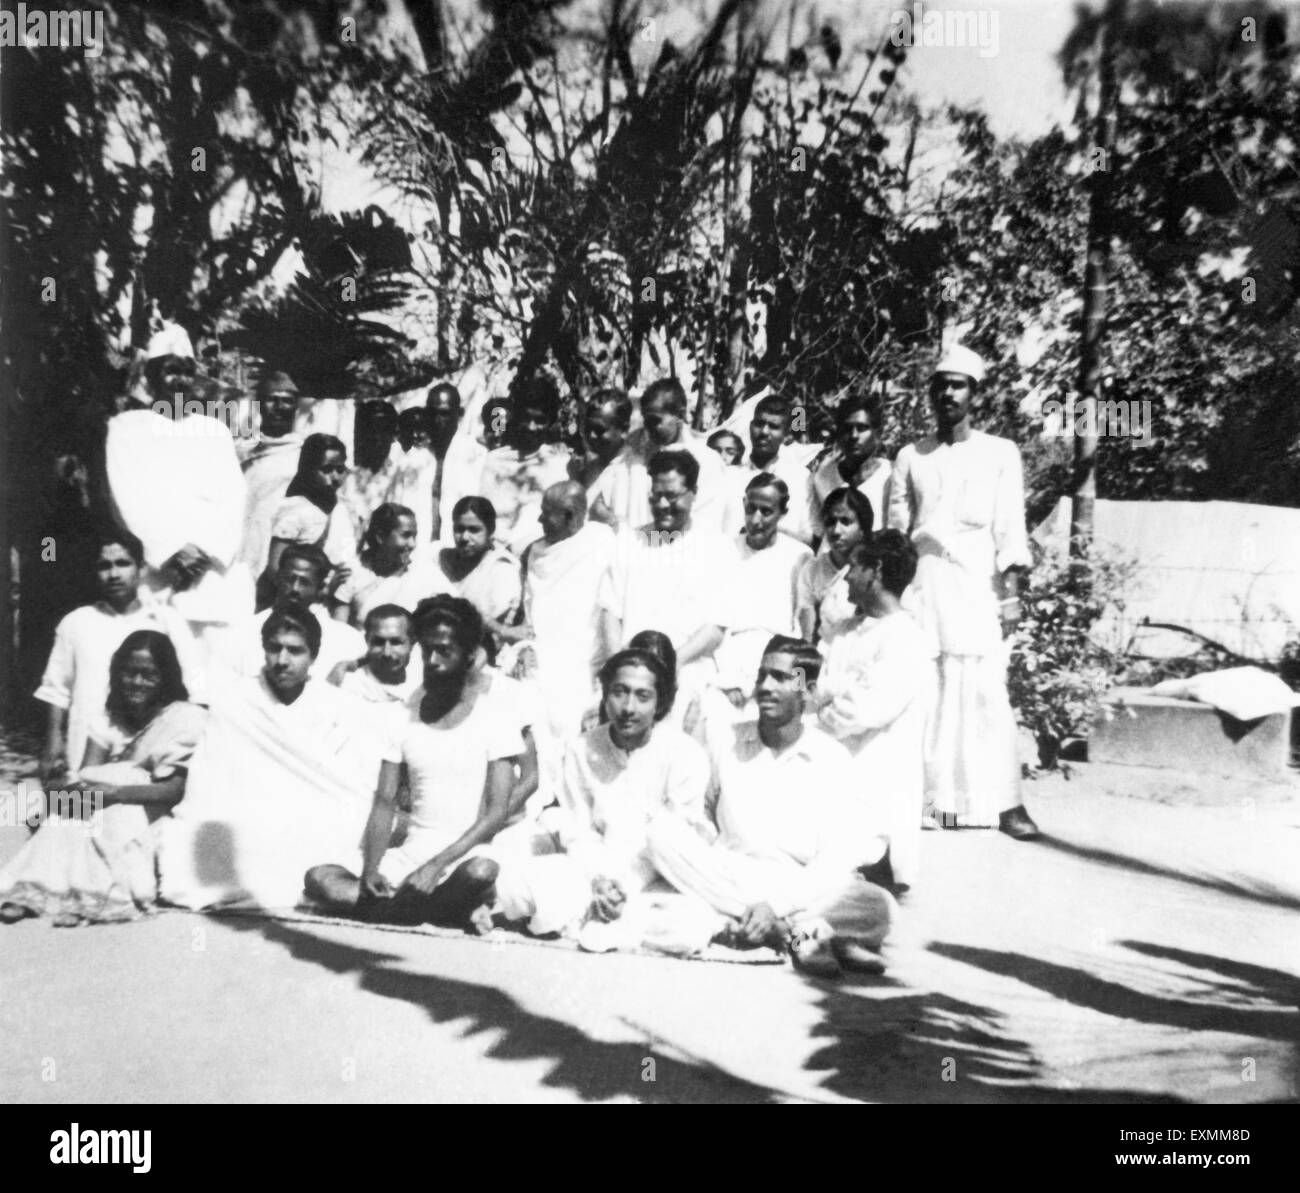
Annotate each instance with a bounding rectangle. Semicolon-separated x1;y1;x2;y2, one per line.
887;344;1040;840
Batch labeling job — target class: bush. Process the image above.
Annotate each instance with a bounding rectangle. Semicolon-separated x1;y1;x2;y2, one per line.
1008;541;1137;769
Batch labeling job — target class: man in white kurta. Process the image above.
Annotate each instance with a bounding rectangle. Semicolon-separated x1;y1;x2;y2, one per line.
590;379;727;534
817;533;933;890
735;396;816;546
521;481;617;758
649;637;895;975
886;344;1040;839
107;323;253;671
237;372;303;582
158;608;384;909
711;475;813;708
809;393;891;539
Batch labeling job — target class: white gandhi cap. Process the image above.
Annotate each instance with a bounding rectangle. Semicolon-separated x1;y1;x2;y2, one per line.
145;322;195;361
933;343;986;384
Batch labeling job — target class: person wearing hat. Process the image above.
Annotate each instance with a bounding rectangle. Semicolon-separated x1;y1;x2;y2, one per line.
886;344;1040;841
105;322;252;680
237;371;304;583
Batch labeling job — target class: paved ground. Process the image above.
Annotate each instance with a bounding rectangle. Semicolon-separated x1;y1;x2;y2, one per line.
3;737;1298;1104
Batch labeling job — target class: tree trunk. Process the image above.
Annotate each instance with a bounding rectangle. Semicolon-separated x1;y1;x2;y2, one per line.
1072;0;1125;554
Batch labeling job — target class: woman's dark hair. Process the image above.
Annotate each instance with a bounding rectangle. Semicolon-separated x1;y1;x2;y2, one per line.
363;502;417;562
599;645;674;723
849;529;918;597
626;630;678;717
452;495;497;537
286;433;347;514
95;528;145;566
105;630;188;727
262;603;323;659
707;429;744;461
821;485;876;539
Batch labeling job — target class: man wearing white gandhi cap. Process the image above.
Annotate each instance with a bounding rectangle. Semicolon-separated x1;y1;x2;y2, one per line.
104;322;253;679
886;342;1041;841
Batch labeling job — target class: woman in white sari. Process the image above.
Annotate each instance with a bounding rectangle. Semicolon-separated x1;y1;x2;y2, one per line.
1;631;204;926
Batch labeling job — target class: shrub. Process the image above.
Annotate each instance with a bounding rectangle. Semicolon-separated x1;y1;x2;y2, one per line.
1008;540;1137;769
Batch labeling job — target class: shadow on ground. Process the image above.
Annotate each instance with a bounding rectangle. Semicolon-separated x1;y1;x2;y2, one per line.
208;912;784;1103
803;973;1184;1104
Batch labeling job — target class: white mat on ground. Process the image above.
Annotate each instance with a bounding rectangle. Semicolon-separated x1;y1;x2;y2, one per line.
169;903;786;965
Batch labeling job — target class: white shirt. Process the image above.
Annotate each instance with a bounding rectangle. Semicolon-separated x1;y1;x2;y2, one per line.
712;533;813;689
558;722;711;892
396;682;524;860
524;521;616;684
597;521;732;649
705;719;885;913
339;663;422;745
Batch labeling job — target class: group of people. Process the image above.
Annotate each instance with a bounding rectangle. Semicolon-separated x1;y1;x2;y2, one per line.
1;328;1040;980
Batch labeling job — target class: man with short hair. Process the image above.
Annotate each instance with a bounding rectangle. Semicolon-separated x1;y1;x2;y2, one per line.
710;474;813;714
650;636;895;977
239;545;364;680
335;603;421;737
389;406;439;539
159;604;388;909
304;596;517;930
809;392;891;540
571;388;633;494
598;451;730;681
238;371;303;581
481;378;573;555
426;382;464;540
817;532;932;891
730;397;816;545
590;378;726;533
887;344;1040;840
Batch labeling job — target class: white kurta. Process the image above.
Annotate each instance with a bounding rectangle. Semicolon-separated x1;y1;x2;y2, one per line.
238;434;302;580
887;430;1031;824
106;408;254;649
523;522;616;742
818;610;932;886
158;676;384;909
649;720;890;938
712;533;813;692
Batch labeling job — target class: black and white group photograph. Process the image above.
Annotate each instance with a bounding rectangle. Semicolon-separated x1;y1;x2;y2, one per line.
1;0;1297;1134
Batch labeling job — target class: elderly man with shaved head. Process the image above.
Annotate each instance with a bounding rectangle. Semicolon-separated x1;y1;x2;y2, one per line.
519;480;617;760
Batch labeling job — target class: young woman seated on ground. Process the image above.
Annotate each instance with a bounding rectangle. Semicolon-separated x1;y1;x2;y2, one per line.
1;631;204;926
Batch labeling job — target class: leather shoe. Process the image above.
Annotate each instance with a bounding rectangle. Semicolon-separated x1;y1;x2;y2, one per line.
999;805;1041;841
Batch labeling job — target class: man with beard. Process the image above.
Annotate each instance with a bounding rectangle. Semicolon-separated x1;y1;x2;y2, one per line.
887;344;1040;840
304;596;515;930
590;378;726;533
237;371;303;583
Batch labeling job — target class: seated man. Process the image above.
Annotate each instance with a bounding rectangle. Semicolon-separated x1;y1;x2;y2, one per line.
238;545;364;680
333;603;422;740
493;646;715;952
649;636;896;977
304;596;518;931
816;531;932;893
158;605;386;909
